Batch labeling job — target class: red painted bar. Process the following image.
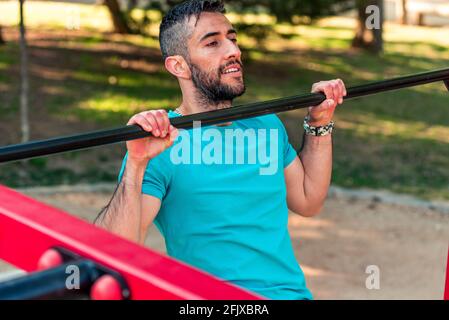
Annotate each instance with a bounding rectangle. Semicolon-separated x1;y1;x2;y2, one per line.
445;246;449;300
0;185;261;300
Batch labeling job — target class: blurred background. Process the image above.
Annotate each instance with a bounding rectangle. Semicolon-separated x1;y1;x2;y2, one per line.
1;0;449;199
0;0;448;299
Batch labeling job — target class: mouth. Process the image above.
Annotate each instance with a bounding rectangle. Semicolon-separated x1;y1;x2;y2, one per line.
221;63;243;77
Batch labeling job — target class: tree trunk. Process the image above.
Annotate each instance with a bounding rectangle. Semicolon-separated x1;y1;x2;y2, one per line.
19;0;30;142
0;25;5;45
103;0;133;34
352;0;384;54
401;0;408;25
372;0;383;53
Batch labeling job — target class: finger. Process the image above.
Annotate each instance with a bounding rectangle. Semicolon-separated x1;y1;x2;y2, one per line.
144;112;161;137
309;98;335;122
312;82;334;101
164;136;174;148
127;114;140;126
128;114;153;132
158;110;170;137
338;78;347;97
311;98;335;114
321;98;336;110
153;110;169;138
330;80;341;104
168;125;179;142
335;79;344;104
137;114;154;132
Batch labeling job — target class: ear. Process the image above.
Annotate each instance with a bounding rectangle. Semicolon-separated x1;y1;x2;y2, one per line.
164;55;191;80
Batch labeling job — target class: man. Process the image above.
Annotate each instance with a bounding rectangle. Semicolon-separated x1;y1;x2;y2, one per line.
94;0;346;300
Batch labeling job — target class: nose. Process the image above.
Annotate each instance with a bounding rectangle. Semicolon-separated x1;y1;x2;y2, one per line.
224;39;241;61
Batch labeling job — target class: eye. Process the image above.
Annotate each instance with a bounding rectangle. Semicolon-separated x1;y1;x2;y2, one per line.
230;38;238;43
206;41;218;47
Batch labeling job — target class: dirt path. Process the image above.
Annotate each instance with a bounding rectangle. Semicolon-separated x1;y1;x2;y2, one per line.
1;190;448;300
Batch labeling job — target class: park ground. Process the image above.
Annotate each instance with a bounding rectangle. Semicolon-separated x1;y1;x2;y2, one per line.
1;188;448;299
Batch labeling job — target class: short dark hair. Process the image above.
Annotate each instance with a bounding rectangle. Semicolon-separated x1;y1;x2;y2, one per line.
159;0;226;60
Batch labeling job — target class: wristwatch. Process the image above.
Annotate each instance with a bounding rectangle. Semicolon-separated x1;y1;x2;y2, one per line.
303;116;334;136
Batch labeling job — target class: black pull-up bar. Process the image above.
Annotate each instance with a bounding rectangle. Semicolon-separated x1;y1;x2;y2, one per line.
0;67;448;163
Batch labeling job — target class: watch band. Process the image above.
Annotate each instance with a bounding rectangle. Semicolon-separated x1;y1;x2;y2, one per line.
303;116;334;136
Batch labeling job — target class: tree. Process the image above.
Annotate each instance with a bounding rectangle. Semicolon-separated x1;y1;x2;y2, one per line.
104;0;134;34
0;25;5;45
104;0;158;34
401;0;408;25
226;0;353;24
19;0;30;142
104;0;353;34
227;0;384;53
352;0;384;54
104;0;384;54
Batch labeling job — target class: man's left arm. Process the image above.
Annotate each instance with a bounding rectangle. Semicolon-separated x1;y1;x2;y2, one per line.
284;79;346;217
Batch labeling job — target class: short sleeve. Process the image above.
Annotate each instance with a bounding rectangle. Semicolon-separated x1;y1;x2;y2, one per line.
271;115;297;168
117;151;171;200
284;141;297;168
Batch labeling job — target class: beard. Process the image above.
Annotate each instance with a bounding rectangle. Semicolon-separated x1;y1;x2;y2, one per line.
189;60;246;105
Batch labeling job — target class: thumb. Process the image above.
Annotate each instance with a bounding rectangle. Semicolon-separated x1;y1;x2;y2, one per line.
314;98;335;111
324;99;335;108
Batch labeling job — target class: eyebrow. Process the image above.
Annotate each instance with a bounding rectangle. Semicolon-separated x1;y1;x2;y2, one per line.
199;29;237;43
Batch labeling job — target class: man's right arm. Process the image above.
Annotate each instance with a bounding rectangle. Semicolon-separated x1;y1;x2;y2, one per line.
94;110;178;244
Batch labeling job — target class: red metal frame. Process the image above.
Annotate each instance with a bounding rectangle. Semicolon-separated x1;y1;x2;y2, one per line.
445;246;449;300
0;185;261;300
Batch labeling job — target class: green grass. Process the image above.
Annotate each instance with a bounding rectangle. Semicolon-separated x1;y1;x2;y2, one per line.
0;3;448;200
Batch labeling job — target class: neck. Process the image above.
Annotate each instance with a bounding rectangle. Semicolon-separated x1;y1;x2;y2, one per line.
177;84;232;115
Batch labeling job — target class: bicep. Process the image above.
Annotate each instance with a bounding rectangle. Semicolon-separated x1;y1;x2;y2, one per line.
284;156;307;214
139;194;162;242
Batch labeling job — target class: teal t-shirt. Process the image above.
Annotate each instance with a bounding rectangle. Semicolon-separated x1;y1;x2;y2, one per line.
118;111;312;300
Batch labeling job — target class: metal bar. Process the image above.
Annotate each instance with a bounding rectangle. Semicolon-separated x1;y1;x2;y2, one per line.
0;185;262;300
0;67;448;163
0;260;97;300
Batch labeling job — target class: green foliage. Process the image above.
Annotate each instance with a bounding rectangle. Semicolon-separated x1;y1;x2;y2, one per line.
227;0;353;23
120;0;353;35
0;4;448;200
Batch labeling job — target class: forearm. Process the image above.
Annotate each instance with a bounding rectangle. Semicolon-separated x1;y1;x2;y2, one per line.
94;159;147;243
298;133;332;214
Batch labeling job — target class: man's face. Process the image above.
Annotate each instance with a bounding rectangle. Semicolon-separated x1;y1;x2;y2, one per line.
186;12;245;103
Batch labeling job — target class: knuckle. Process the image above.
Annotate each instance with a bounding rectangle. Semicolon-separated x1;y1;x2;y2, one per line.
151;112;160;121
156;111;165;119
145;115;154;123
142;111;152;120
